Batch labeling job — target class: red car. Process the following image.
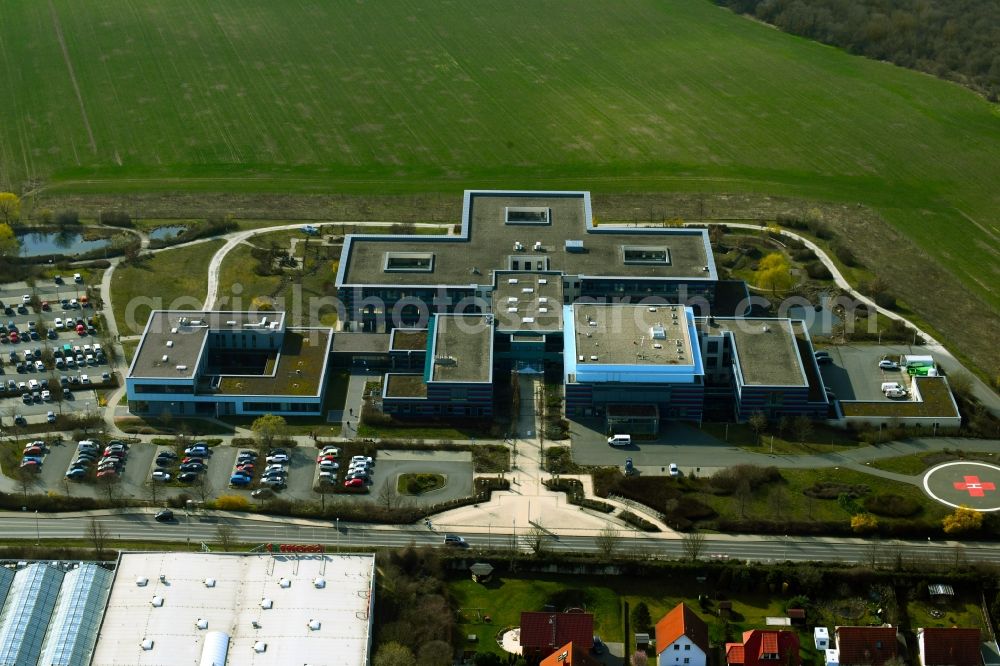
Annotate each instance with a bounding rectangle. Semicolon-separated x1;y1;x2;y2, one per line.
343;478;364;488
182;456;205;465
316;454;338;464
40;301;50;311
20;460;41;470
22;446;43;457
236;464;255;474
9;333;18;343
96;469;117;478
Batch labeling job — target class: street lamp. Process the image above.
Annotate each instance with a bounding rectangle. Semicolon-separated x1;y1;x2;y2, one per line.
35;510;40;545
336;517;340;553
488;522;492;550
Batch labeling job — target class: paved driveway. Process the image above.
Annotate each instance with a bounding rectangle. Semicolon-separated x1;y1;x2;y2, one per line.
373;450;474;506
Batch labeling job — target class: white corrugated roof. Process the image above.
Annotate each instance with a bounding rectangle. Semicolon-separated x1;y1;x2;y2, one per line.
91;552;375;666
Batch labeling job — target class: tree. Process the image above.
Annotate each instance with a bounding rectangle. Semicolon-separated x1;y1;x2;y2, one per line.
0;193;20;225
98;474;123;505
374;642;416;666
377;481;400;511
416;641;453;666
681;531;707;561
88;517;109;559
792;415;813;443
631;602;653;635
215;523;237;550
946;371;974;401
942;505;984;534
251;414;287;451
748;411;768;444
0;223;18;259
851;513;879;534
734;479;752;518
755;253;793;294
214;495;250;511
526;526;547;555
595;525;621;558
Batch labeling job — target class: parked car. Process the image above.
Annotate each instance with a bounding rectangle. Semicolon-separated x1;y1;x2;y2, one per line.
22;446;43;457
878;358;900;370
885;387;908;398
251;488;274;499
265;453;290;464
154;509;174;522
229;474;252;487
262;478;286;490
181;456;206;465
184;445;211;457
343;478;364;488
96;469;117;478
151;470;171;482
156;450;178;459
65;468;87;480
669;463;680;477
179;462;206;472
177;472;198;483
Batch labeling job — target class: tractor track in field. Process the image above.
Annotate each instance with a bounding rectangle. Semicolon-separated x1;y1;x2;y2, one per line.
48;0;97;155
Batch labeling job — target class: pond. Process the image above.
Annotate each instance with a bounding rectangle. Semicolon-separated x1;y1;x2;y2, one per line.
148;225;187;241
17;231;112;258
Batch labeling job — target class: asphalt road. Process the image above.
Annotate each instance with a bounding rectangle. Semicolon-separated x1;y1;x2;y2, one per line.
3;512;998;566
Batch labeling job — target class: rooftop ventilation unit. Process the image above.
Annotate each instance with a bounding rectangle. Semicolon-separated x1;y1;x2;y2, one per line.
227;320;237;326
588;321;598;327
762;325;770;333
651;324;666;340
590;355;598;361
533;241;542;251
135;577;148;587
260;598;273;609
539;297;548;303
190;320;203;326
507;307;518;313
253;642;267;653
196;618;209;630
161;355;169;363
313;577;326;589
539;307;548;313
204;578;216;588
434;356;457;366
703;265;710;272
508;278;518;284
166;340;174;348
539;278;548;285
648;307;657;312
507;297;518;303
565;239;584;253
522;317;535;324
308;619;322;631
521;287;534;293
176;365;187;371
513;241;524;252
278;578;291;588
653;343;663;349
151;596;164;607
578;355;584;362
141;639;154;651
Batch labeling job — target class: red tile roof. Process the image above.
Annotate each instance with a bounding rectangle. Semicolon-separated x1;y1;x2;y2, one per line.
836;627;899;666
725;630;800;666
540;642;600;666
920;627;982;666
655;603;709;655
520;612;594;654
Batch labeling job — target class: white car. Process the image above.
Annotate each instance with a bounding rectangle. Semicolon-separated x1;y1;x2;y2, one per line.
878;359;900;370
319;461;340;471
320;446;340;457
350;456;373;465
151;470;171;482
40;390;51;401
669;463;680;477
80;375;91;384
263;464;286;474
54;317;63;329
266;453;290;464
885;388;908;399
21;294;30;304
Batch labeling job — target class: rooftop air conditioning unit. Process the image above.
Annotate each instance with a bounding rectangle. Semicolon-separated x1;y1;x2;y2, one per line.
539;278;547;284
507;297;518;303
196;618;209;630
590;355;598;361
533;241;542;251
508;278;518;284
166;340;174;348
651;324;666;340
507;307;518;313
161;355;169;363
261;598;273;609
578;355;584;362
176;365;187;371
653;343;663;349
539;307;548;313
308;619;321;631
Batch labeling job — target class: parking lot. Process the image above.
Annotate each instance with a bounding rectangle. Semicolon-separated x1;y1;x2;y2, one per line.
816;344;914;402
568;419;729;468
0;277;113;423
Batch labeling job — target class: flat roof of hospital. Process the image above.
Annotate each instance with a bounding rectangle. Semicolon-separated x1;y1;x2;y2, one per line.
494;272;564;333
216;329;331;397
703;317;807;387
90;551;375;666
428;314;493;383
573;303;694;366
338;191;714;287
129;311;286;380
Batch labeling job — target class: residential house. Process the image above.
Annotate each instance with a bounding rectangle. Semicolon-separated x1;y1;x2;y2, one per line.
726;629;800;666
917;627;982;666
540;641;600;666
655;603;709;666
520;612;594;661
834;626;900;666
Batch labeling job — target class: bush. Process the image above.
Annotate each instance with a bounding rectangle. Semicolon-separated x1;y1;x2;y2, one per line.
851;512;879;534
874;292;898;310
834;244;859;267
803;482;870;500
99;211;133;228
709;465;781;494
619;510;659;532
213;495;251;511
791;247;816;262
863;493;922;517
805;261;832;279
55;210;79;226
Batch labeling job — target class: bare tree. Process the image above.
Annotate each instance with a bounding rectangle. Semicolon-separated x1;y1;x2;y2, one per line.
767;485;786;520
526;526;546;554
14;468;37;502
88;517;109;559
681;531;707;561
792;415;814;443
734;478;752;518
98;474;123;506
144;479;161;505
748;411;768;444
866;536;882;570
191;475;214;504
215;523;237;551
595;525;621;559
377;479;400;510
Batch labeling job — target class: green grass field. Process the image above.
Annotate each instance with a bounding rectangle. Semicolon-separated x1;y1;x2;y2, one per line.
109;239;225;335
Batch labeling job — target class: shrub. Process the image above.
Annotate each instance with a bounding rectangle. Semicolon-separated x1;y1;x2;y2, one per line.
942;505;984;534
874;292;898;310
863;493;922;518
213;495;250;511
834;244;859;266
803;482;870;500
55;210;80;226
851;513;879;533
805;261;832;279
709;465;781;494
99;211;133;228
619;510;659;532
791;247;816;262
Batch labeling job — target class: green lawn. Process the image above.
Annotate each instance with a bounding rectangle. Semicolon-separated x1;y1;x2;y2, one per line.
700;422;859;455
450;573;806;658
3;0;998;309
109;240;225;335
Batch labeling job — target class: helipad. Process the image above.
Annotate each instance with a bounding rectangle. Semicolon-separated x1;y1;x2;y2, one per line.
922;461;1000;512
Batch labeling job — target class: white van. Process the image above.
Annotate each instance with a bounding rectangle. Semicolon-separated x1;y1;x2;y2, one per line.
881;382;904;394
607;434;632;447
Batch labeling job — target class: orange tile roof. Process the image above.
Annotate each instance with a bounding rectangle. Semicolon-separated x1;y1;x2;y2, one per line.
540;642;600;666
726;643;746;665
655;603;709;654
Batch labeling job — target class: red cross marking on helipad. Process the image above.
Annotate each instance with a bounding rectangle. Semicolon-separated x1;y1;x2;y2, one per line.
953;475;997;498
